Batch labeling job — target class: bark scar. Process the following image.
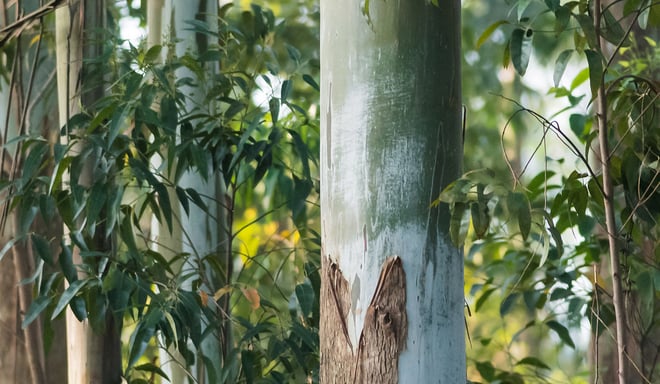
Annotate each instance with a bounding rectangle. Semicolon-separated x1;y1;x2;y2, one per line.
328;260;353;350
352;256;407;383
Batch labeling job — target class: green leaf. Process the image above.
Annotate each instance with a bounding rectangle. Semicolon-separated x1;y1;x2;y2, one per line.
500;292;519;316
476;361;496;381
510;28;534;76
553;49;573;87
602;8;626;43
22;296;51;329
585;49;603;97
295;281;315;318
59;241;78;283
476;20;509;49
126;308;161;372
269;98;280;124
470;201;490;239
575;14;598;48
0;237;20;264
154;183;172;233
134;363;170;382
175;186;190;216
555;6;571;35
475;287;496;312
516;356;551;370
570;67;589;91
546;320;575;348
507;192;531;240
281;79;292;101
143;45;162;64
544;0;560;11
449;202;469;246
31;234;53;265
51;279;88;320
517;0;532;20
569;113;588;140
503;39;511;69
302;74;319;92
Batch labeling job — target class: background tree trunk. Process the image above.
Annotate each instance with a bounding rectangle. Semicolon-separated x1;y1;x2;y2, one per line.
320;0;465;382
55;1;121;382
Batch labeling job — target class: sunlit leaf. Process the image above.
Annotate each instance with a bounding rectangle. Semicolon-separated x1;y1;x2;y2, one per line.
476;20;509;49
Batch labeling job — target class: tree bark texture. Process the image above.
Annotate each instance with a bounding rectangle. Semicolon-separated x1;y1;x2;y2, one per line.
320;0;465;383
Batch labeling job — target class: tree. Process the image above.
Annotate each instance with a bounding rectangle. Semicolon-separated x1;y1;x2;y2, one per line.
319;0;465;382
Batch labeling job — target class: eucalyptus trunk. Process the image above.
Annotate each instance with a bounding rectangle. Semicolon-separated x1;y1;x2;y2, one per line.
55;2;121;383
152;1;231;382
0;1;66;382
320;1;465;382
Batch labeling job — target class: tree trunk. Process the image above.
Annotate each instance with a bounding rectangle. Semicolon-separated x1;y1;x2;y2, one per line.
0;1;66;382
320;1;465;383
152;1;231;382
55;2;121;383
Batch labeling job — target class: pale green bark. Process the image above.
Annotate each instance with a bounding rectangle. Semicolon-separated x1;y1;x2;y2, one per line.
320;1;465;382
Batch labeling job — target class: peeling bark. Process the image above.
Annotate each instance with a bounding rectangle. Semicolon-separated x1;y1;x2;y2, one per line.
321;256;407;383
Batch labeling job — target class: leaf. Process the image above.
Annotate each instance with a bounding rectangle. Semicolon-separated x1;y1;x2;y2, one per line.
0;237;20;264
517;0;532;20
544;0;560;11
280;79;292;101
575;14;598;48
143;45;162;64
476;20;510;49
134;363;170;382
471;201;490;239
22;296;51;328
553;49;573;87
602;8;626;43
554;6;571;35
510;28;534;76
449;202;469;246
500;292;519;316
546;320;575;348
126;309;161;372
302;74;319;91
503;39;511;69
516;356;551;370
269;98;280;124
59;241;78;283
585;49;603;97
31;234;53;265
295;281;315;317
241;287;261;310
475;287;496;312
507;192;532;240
569;113;588;140
51;279;88;320
570;67;589;90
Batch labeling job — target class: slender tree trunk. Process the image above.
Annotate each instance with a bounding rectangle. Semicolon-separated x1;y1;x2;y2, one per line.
0;2;66;382
55;2;121;382
152;2;231;382
320;1;465;382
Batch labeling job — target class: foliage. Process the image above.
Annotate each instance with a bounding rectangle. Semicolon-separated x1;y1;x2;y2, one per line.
450;0;659;382
1;2;321;383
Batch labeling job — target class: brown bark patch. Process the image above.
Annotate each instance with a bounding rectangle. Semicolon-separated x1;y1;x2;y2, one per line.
320;256;407;383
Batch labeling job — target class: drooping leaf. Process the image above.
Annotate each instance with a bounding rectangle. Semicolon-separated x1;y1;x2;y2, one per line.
553;49;573;87
22;296;51;329
500;292;520;316
575;14;598;48
585;49;603;97
510;28;534;76
51;279;88;320
31;234;53;265
546;320;575;348
516;356;551;370
302;74;319;91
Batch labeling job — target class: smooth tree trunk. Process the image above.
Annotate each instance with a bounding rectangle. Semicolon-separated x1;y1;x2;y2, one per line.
55;2;121;383
0;1;67;382
151;1;231;382
320;0;465;383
